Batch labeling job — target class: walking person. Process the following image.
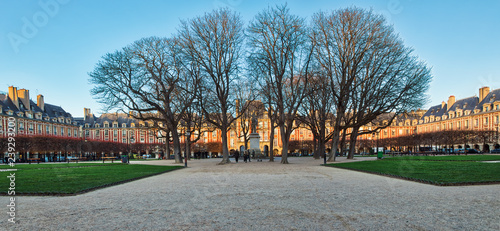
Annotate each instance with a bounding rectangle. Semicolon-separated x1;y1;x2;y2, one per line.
243;150;248;163
234;150;240;163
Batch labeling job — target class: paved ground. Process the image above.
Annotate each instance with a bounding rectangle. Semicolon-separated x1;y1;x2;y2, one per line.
1;157;499;230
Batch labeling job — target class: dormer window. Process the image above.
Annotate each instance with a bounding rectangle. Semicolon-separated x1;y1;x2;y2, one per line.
95;124;100;128
113;122;118;128
7;110;13;115
122;123;127;128
104;122;109;128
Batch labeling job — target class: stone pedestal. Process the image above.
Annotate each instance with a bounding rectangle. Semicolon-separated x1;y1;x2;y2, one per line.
249;132;262;160
249;132;260;150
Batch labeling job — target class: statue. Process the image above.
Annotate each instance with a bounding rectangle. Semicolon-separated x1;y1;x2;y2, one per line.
251;114;258;134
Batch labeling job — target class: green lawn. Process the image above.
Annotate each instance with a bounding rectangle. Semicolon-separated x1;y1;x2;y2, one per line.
382;155;500;162
0;163;183;195
328;155;500;185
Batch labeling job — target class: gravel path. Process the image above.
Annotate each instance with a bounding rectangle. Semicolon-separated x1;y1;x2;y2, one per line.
1;157;499;230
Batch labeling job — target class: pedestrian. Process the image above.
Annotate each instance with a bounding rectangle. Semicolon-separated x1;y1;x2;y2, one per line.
243;150;248;163
234;150;240;163
250;150;254;162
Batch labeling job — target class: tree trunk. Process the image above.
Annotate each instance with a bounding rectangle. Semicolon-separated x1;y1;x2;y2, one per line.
269;124;275;162
280;126;289;164
328;127;341;162
220;125;230;164
171;129;182;163
313;136;320;159
347;127;359;159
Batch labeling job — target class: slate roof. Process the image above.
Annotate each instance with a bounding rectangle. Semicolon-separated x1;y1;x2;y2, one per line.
447;96;478;112
0;93;74;123
419;88;500;122
477;88;500;109
80;112;142;128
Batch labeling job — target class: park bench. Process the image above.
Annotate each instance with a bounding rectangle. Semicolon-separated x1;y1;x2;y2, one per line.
67;157;79;163
28;158;40;164
102;157;116;163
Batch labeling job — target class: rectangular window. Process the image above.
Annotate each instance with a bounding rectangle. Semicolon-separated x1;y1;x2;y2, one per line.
68;128;71;137
61;127;64;136
54;126;57;135
105;130;109;136
114;130;118;136
38;124;42;133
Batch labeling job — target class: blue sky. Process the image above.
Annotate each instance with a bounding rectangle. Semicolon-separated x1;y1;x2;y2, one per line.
1;0;499;117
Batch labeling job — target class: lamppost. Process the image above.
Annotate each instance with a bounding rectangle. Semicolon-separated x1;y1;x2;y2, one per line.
157;131;164;159
185;131;190;167
129;135;135;164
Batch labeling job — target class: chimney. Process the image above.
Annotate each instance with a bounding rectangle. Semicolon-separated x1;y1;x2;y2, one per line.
8;86;19;110
84;108;91;120
441;101;446;110
17;88;30;111
447;95;455;111
479;86;490;102
37;94;45;111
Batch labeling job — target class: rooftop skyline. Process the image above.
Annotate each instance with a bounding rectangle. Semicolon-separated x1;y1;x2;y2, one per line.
1;0;499;117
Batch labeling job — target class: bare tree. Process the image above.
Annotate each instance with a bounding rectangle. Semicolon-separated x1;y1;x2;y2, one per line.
297;72;335;160
311;8;432;161
89;36;200;163
179;8;250;164
247;5;314;164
